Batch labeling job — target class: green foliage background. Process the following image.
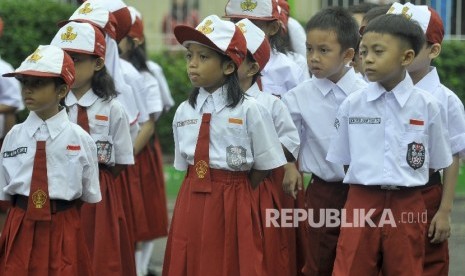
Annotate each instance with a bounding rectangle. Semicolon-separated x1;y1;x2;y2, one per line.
0;0;464;157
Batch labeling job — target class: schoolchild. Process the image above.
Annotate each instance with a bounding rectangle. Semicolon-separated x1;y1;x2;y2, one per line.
51;21;136;276
390;3;465;275
326;14;452;276
162;14;287;276
281;7;366;276
224;0;309;96
0;44;101;275
235;18;301;275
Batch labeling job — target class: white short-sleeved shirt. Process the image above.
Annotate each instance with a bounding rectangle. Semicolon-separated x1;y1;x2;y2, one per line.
140;71;163;120
326;74;452;187
0;109;101;203
261;50;310;96
0;58;24;138
173;86;287;171
65;89;134;166
416;67;465;158
287;17;307;59
247;83;300;159
283;69;367;181
120;58;149;124
147;60;175;112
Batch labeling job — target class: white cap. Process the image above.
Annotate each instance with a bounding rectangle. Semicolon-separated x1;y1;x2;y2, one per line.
224;0;279;21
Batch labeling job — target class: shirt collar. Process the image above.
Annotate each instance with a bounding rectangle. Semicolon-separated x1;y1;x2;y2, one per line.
195;86;228;113
244;82;261;98
313;76;336;97
415;66;440;91
366;73;414;107
313;68;358;97
25;109;69;140
65;89;99;107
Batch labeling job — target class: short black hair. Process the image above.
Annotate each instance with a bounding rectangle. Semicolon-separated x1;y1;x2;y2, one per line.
305;7;359;52
362;5;391;26
363;14;425;55
348;3;379;14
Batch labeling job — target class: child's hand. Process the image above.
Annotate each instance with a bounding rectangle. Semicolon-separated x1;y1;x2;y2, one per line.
282;162;302;199
428;209;451;243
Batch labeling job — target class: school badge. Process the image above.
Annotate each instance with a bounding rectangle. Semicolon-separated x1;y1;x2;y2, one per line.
32;189;47;208
406;142;425;170
241;0;258;12
195;160;208;179
27;49;42;63
96;140;112;164
61;26;78;42
334;118;340;130
226;145;247;170
197;20;214;35
78;2;93;14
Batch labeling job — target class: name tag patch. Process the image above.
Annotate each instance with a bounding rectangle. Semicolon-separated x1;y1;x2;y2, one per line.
177;119;198;127
409;119;424;126
3;147;27;158
228;118;243;125
349;117;381;124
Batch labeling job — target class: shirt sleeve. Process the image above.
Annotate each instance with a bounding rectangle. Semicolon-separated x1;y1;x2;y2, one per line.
142;72;163;120
272;98;300;160
326;98;351;165
428;102;453;169
80;137;101;203
282;90;304;150
173;106;188;171
0;131;12;201
109;101;135;165
447;94;465;158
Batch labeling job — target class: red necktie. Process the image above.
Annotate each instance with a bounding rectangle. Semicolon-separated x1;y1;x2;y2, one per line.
26;141;51;221
191;113;212;193
77;105;90;133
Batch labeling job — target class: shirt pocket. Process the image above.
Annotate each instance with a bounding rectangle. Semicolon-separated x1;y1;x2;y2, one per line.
92;116;110;135
399;131;429;171
222;135;251;170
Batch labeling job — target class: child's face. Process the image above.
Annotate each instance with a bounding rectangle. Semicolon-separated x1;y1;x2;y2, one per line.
306;29;353;83
68;53;99;93
185;43;228;93
19;76;64;118
360;32;413;90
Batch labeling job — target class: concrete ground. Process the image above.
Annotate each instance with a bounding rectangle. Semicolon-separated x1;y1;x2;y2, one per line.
148;197;465;275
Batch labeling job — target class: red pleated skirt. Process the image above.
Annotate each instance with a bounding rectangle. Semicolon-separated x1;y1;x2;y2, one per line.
162;167;264;276
0;204;93;276
80;168;136;276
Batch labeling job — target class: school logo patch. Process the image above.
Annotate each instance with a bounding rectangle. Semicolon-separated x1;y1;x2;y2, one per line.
96;140;112;164
226;145;247;170
406;142;425;170
334;118;340;130
61;26;77;42
3;147;27;158
241;0;258;11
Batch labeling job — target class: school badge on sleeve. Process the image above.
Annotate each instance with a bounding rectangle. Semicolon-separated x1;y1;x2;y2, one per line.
406;142;425;170
96;140;112;164
226;145;247;170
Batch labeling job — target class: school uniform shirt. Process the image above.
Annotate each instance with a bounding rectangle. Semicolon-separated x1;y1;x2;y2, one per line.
0;58;24;138
261;50;309;96
147;60;175;112
173;86;287;171
282;68;367;182
140;70;164;120
246;82;300;159
0;109;101;203
287;17;307;59
120;58;150;124
326;74;452;187
65;89;135;166
416;66;465;158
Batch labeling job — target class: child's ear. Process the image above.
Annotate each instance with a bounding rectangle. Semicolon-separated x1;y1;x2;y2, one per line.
94;57;105;72
401;49;415;67
268;20;281;36
222;60;236;76
247;61;260;78
57;84;69;100
428;43;441;59
343;48;355;64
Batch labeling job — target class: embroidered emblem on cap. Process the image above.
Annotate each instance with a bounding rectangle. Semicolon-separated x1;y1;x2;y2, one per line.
237;22;247;33
226;145;247;169
406;142;425;170
61;26;78;42
27;49;42;63
79;2;93;14
32;189;47;208
195;160;209;178
241;0;258;11
197;20;214;35
388;5;413;20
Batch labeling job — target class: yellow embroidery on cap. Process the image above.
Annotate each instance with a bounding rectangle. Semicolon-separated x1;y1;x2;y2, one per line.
197;20;214;35
195;160;208;179
387;6;395;14
32;189;47;208
241;0;258;12
401;6;413;20
237;22;247;34
61;26;78;42
79;2;93;14
27;49;42;63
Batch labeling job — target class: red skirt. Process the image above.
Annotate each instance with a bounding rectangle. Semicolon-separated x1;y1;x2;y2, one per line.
0;204;93;276
162;167;264;276
136;136;169;240
80;168;136;276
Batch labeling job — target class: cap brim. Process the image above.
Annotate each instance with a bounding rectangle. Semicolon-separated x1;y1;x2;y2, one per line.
2;70;61;79
61;48;101;58
174;25;222;53
223;15;277;21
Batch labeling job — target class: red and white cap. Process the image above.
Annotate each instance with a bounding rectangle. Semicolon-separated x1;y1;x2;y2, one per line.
3;45;75;87
51;22;106;59
60;0;117;41
236;18;271;70
128;6;144;41
224;0;279;21
277;0;290;31
98;0;132;43
387;2;444;44
174;14;247;67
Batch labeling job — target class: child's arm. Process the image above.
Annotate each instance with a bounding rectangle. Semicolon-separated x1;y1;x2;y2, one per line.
429;154;459;243
133;115;156;156
282;146;302;199
249;169;270;189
